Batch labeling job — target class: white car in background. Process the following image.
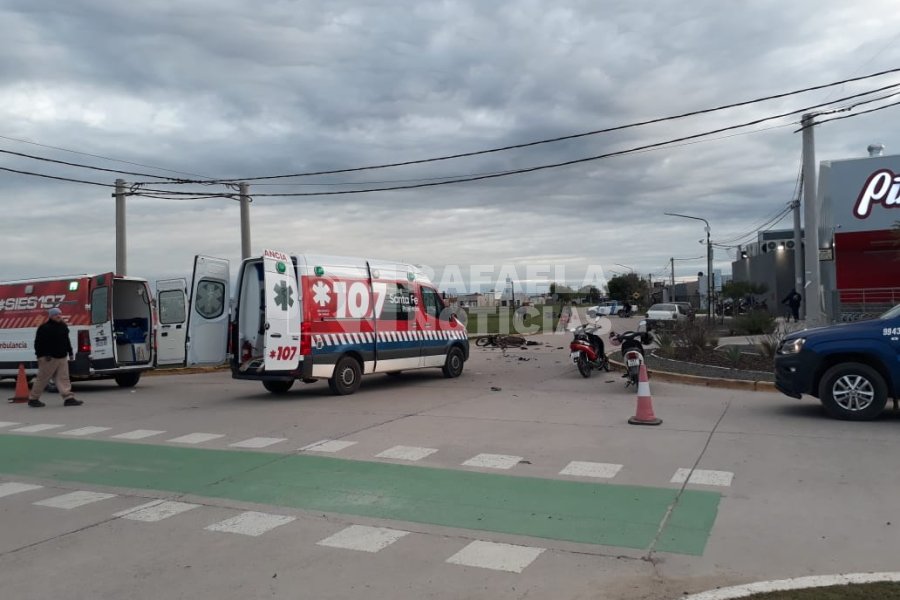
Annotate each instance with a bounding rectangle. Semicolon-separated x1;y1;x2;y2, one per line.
645;303;690;323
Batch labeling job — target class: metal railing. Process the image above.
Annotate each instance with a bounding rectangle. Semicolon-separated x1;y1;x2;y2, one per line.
838;287;900;322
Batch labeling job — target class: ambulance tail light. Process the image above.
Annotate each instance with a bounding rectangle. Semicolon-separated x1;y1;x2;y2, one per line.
77;330;91;354
241;340;253;363
300;321;312;356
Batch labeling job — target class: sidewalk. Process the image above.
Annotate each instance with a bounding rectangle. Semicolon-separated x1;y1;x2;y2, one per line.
717;317;806;347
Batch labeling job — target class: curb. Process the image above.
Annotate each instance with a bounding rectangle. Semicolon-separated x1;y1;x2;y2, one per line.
608;358;776;392
680;572;900;599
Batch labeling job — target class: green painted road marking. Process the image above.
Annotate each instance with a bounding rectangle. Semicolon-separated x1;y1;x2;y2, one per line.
0;434;719;555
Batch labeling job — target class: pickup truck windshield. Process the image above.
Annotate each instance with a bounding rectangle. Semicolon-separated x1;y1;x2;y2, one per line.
879;304;900;320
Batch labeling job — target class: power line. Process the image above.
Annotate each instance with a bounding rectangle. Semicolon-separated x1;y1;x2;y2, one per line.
188;66;900;184
132;82;900;197
0;148;188;181
0;134;214;180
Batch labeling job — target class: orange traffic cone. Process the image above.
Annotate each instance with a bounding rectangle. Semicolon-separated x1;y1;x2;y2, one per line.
7;363;30;404
628;362;661;426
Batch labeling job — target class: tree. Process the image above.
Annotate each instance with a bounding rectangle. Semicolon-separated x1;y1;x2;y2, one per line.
579;285;603;303
550;282;576;303
607;274;647;306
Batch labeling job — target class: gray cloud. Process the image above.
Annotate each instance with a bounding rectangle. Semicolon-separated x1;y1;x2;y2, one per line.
2;0;900;288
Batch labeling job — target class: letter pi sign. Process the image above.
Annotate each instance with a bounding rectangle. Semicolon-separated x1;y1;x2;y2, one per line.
854;169;900;218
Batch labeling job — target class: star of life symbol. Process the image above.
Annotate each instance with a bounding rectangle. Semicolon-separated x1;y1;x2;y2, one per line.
312;281;331;307
273;281;294;311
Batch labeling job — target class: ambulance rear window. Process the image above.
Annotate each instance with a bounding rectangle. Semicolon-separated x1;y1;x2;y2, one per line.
91;286;109;324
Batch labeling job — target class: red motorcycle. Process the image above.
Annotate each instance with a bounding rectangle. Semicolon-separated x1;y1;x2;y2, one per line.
570;323;610;377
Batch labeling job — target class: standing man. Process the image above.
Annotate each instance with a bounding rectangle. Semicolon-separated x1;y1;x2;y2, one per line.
781;288;802;323
28;307;82;408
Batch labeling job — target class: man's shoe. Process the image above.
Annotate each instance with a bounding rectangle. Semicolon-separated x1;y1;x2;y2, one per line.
28;399;45;408
63;398;83;407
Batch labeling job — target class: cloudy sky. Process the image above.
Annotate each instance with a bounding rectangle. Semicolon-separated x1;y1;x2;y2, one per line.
2;0;900;294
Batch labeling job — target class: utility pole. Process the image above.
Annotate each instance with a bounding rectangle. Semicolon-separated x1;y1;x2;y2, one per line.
801;113;822;324
670;257;675;302
115;178;126;275
239;182;251;260
664;213;713;319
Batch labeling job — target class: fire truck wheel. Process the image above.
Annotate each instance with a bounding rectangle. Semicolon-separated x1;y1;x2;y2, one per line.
442;347;465;378
263;380;294;394
114;372;141;388
329;356;362;395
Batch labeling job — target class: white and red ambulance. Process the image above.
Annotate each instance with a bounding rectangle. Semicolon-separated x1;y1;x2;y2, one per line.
224;249;470;395
0;256;231;387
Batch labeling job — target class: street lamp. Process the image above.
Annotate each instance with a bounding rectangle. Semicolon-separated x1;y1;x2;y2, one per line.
665;212;713;319
614;263;635;273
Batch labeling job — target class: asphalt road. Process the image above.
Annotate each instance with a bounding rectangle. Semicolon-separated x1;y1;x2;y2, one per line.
1;331;898;600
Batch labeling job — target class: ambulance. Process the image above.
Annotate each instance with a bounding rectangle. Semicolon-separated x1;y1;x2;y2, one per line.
0;256;231;387
225;249;470;395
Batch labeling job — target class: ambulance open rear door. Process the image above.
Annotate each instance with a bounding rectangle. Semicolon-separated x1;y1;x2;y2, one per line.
186;256;230;367
155;278;188;366
262;249;301;372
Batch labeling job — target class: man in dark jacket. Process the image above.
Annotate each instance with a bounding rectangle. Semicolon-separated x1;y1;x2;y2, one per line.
28;307;82;408
781;288;802;323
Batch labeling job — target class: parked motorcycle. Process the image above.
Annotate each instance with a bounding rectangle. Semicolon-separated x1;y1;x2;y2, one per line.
570;322;610;378
609;330;646;387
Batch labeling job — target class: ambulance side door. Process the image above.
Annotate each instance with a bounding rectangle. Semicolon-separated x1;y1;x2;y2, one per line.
263;250;301;371
155;278;188;366
418;285;450;367
186;256;230;366
89;273;115;363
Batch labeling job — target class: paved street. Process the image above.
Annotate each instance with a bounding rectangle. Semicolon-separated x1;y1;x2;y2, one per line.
1;331;898;600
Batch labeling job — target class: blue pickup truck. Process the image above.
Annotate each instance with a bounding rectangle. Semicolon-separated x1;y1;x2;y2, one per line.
774;303;900;420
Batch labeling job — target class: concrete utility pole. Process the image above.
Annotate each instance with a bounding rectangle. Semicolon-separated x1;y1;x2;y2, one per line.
115;178;126;275
239;182;251;260
801;113;822;324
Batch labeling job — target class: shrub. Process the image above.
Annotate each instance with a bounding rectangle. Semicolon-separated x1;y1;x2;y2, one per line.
655;331;675;357
672;319;718;359
733;311;776;335
723;345;743;367
756;330;784;359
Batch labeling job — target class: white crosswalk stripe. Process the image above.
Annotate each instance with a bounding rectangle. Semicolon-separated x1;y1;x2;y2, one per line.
59;426;111;436
317;525;410;553
376;445;438;461
111;429;166;440
0;482;43;498
0;421;21;429
205;511;296;536
229;437;287;449
12;424;64;433
300;439;357;453
34;491;117;509
167;433;225;444
462;453;523;470
671;468;734;487
446;541;545;573
114;500;200;522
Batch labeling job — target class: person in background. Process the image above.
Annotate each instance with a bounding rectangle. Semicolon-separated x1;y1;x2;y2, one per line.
28;307;83;408
781;288;802;322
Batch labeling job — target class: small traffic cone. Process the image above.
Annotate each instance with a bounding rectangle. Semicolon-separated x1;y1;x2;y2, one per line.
7;363;30;404
628;362;662;426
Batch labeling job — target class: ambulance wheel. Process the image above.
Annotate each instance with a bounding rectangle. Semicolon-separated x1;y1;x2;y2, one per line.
263;380;294;394
442;347;465;378
114;373;141;388
329;356;362;395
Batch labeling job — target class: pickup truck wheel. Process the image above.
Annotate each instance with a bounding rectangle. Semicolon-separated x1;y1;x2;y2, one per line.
328;356;362;395
262;380;294;394
818;362;888;421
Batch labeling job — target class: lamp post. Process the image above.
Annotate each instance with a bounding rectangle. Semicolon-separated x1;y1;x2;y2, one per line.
614;263;634;273
665;213;713;319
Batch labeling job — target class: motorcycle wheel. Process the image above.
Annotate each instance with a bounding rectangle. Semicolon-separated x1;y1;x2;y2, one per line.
576;353;592;378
